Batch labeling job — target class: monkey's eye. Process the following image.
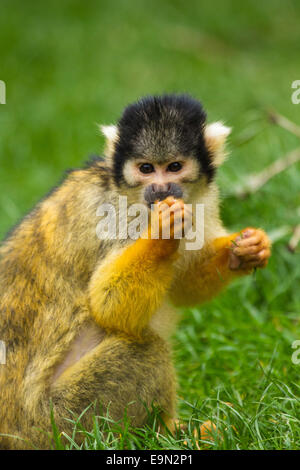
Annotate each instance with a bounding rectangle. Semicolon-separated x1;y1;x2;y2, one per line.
139;163;155;174
167;162;182;172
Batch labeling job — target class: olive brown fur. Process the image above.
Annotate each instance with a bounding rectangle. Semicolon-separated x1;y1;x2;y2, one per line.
0;94;271;449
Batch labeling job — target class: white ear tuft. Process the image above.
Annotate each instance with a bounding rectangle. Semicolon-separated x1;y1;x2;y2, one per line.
204;121;231;166
99;124;119;160
205;122;231;140
100;124;118;142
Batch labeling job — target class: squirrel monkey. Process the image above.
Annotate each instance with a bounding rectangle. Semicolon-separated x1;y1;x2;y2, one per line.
0;95;271;449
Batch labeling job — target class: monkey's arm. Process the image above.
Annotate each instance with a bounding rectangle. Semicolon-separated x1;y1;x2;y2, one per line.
88;236;178;338
171;228;271;307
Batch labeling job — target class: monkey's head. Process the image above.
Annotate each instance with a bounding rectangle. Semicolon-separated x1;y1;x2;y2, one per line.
101;94;230;206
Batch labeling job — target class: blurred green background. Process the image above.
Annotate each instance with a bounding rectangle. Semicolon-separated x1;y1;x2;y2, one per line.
0;0;299;449
0;0;300;237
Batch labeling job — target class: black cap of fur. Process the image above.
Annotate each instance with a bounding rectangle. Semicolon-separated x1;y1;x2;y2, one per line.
113;94;215;185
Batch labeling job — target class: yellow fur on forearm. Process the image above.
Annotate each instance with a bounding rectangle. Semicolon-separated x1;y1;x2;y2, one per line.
171;233;249;307
89;237;177;338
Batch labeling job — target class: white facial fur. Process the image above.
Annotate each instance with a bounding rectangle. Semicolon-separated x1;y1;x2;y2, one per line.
122;158;200;188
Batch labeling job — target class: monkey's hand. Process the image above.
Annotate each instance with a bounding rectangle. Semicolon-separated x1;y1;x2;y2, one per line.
170;227;271;307
229;228;271;271
147;196;192;256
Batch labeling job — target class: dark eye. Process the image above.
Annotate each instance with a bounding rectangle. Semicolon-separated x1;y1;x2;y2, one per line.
139;163;155;174
167;162;182;172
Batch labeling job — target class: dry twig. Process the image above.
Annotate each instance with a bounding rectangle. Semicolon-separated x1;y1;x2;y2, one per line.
288;225;300;252
234;148;300;198
268;109;300;138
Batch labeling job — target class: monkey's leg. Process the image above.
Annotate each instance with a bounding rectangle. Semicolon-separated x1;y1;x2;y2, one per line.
14;331;174;449
89;234;179;338
171;227;271;307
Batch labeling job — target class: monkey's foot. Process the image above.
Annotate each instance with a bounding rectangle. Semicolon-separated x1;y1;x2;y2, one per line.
229;227;271;271
169;419;219;449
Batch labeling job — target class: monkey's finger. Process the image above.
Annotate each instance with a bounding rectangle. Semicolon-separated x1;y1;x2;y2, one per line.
241;249;271;269
166;203;185;223
172;211;185;223
255;248;271;265
154;197;174;210
160;202;187;237
171;212;189;239
159;196;182;208
156;198;175;211
233;232;271;255
157;200;184;217
232;241;266;258
233;232;265;248
170;202;192;216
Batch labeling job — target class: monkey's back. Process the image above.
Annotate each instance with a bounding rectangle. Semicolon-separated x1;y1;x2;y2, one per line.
0;167;109;438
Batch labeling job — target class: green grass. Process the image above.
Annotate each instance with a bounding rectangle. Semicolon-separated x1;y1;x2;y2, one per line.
0;0;299;450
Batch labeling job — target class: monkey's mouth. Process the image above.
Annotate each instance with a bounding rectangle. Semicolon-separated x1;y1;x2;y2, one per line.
144;183;183;208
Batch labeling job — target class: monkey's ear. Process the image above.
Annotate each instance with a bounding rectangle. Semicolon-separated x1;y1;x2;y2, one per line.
204;122;231;166
99;124;119;160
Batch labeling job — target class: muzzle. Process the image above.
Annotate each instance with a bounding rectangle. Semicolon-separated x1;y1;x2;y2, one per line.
144;183;183;207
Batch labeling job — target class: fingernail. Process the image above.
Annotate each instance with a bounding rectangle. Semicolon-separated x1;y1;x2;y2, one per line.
243;229;254;238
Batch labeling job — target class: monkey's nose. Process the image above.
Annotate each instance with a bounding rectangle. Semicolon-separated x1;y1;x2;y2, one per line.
150;183;170;194
144;183;183;207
